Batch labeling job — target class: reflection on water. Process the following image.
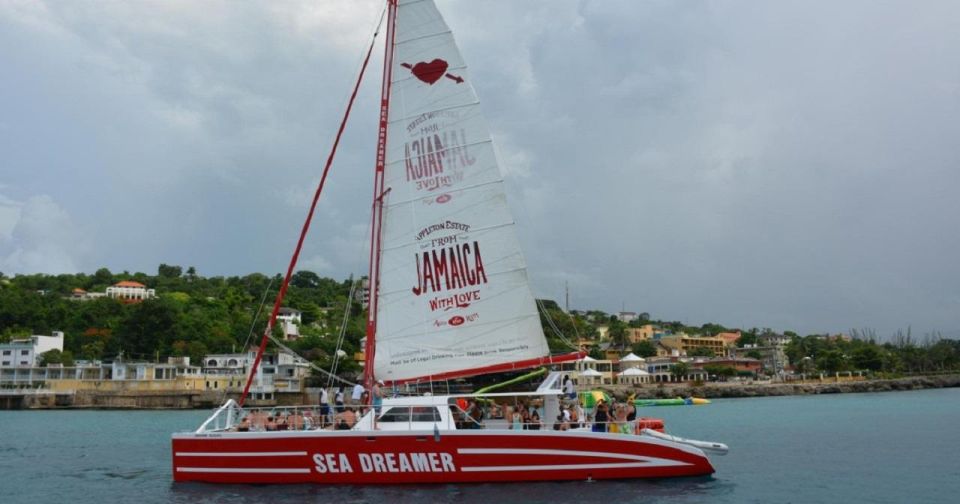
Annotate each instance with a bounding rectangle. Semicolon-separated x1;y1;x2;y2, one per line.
168;476;729;504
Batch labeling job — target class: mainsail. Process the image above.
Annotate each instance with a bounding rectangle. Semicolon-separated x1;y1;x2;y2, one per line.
372;0;551;382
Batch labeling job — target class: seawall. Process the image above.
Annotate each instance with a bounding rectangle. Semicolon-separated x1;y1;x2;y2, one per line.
610;374;960;400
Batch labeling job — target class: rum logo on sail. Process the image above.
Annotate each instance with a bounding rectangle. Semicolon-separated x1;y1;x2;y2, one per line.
404;128;476;187
412;241;488;296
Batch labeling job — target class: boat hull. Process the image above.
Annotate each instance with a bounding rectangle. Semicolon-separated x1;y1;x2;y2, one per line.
172;429;714;484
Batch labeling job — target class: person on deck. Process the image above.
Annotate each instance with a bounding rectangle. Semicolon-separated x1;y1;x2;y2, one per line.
351;382;364;405
334;387;345;413
593;399;609;433
319;387;331;427
372;380;384;414
527;410;542;430
563;375;576;400
510;406;523;430
359;391;370;415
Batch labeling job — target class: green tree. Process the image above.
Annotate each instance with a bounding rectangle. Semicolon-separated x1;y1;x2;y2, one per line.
291;270;322;289
851;344;884;371
158;264;182;278
703;364;736;381
631;340;657;358
736;329;759;348
39;349;74;367
817;349;848;374
688;346;716;357
670;361;691;381
608;318;628;351
93;267;114;286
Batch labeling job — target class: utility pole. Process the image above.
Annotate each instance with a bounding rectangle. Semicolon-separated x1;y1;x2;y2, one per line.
565;281;570;313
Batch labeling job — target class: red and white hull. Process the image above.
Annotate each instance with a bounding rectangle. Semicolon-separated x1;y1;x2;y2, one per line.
172;429;714;484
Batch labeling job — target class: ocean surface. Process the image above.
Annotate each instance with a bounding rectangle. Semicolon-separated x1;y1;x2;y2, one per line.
2;388;958;504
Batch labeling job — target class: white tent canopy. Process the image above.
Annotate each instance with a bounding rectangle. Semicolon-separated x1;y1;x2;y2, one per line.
580;368;602;376
620;353;645;362
620;367;649;376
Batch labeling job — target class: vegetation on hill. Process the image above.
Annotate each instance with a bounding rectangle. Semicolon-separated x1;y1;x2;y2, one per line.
1;267;957;377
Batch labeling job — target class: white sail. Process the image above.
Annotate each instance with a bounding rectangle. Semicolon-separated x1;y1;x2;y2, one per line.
373;0;550;382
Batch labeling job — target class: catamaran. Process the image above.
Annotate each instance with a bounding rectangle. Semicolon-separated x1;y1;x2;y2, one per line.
171;0;726;484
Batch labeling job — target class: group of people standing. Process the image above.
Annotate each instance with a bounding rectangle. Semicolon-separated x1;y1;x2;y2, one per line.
316;380;385;429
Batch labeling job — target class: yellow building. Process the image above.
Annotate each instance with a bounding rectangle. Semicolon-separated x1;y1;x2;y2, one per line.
625;324;657;343
658;334;726;356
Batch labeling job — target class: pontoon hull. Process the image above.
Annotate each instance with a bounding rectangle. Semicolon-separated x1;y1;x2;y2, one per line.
172;430;714;484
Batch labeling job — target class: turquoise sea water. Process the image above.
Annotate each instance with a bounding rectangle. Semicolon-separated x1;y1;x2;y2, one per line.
1;388;958;503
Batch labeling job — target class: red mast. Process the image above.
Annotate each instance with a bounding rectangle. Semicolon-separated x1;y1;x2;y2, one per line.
363;0;398;394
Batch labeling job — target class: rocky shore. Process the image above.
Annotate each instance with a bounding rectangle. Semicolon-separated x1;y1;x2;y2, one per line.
609;374;960;400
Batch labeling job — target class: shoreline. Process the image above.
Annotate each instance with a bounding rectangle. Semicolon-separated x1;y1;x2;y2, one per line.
612;374;960;400
3;374;959;410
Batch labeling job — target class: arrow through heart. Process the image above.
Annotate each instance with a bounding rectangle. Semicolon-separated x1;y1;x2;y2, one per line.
401;60;463;85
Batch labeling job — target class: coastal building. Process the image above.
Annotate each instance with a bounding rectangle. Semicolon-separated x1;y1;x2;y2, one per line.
696;357;761;374
659;333;726;357
276;307;301;341
655;341;680;357
1;351;309;403
625;324;659;343
645;356;708;383
617;311;637;323
1;356;203;391
716;331;742;348
557;357;615;385
759;332;791;347
0;332;64;368
617;367;652;385
105;281;156;303
619;353;646;370
733;345;786;375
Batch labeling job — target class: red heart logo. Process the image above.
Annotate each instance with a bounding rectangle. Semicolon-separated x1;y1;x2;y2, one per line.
411;59;448;85
448;316;465;326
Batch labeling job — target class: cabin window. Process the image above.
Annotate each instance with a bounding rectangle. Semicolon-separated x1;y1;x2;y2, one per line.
377;407;411;422
410;406;441;422
227;359;238;366
2;350;10;356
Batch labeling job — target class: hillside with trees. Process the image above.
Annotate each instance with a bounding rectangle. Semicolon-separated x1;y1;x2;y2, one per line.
1;266;957;378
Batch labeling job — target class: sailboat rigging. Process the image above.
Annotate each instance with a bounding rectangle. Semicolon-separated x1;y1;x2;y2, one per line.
171;0;725;484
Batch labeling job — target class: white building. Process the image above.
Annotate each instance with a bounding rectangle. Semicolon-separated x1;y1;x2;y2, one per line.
105;281;156;302
0;331;64;368
277;307;302;340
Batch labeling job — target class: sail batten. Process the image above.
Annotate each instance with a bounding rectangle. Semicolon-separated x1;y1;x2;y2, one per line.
373;0;549;382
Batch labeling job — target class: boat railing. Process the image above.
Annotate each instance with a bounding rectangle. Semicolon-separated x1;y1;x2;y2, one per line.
194;400;666;436
196;399;244;433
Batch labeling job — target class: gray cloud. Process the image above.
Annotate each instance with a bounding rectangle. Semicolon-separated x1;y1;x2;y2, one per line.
1;0;958;337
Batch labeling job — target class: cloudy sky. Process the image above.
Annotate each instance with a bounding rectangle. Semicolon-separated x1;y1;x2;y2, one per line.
2;0;958;337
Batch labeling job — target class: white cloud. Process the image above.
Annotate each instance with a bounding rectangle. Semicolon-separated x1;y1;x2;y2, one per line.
0;194;90;274
1;0;958;335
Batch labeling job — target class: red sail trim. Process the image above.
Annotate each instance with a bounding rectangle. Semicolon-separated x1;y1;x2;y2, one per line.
237;8;384;408
385;351;586;386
